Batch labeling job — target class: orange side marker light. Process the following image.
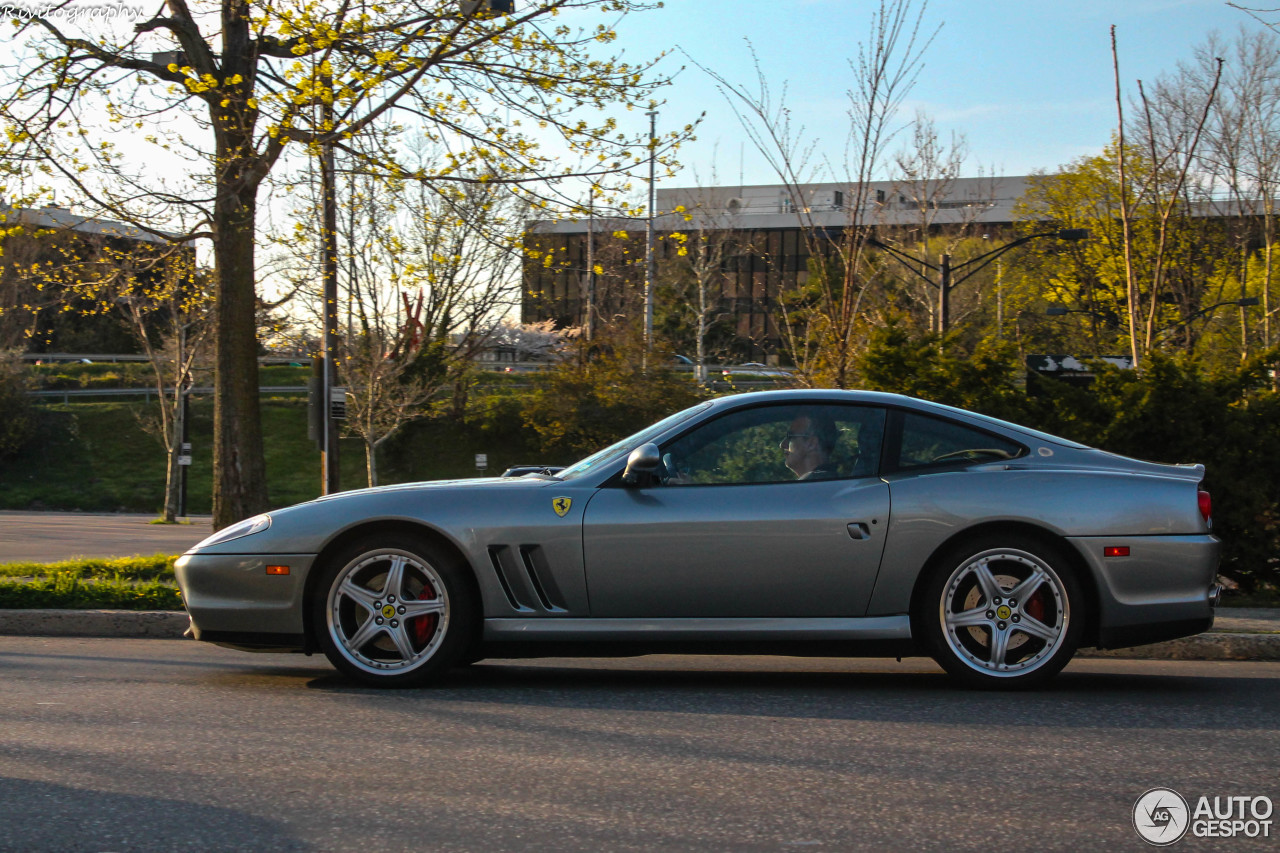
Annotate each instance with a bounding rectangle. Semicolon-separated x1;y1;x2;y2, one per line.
265;565;291;576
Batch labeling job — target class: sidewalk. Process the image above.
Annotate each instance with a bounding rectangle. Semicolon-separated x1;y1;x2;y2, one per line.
1078;607;1280;661
1;607;1277;660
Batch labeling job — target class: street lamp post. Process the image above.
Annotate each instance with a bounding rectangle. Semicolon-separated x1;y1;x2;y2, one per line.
868;229;1089;336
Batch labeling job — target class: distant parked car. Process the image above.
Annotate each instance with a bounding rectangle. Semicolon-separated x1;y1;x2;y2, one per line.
500;465;566;477
176;389;1220;689
722;362;792;379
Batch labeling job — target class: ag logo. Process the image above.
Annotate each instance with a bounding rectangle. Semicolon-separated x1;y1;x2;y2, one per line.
1133;787;1190;846
552;497;572;517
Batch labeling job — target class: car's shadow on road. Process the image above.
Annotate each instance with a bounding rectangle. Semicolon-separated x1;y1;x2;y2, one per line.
293;656;1280;730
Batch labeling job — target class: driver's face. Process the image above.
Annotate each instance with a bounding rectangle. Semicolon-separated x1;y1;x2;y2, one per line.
781;416;816;475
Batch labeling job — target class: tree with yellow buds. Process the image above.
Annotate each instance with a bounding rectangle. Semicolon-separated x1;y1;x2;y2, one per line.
1;0;688;528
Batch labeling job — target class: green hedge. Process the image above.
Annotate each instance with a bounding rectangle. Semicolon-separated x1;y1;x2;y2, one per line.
0;554;181;610
860;324;1280;592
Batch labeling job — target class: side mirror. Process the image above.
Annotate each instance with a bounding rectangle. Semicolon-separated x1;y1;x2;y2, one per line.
622;443;661;486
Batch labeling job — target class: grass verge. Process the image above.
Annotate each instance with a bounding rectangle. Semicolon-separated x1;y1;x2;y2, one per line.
0;554;181;610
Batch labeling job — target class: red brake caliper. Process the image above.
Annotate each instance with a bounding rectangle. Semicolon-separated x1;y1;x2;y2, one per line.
410;585;438;645
1025;589;1048;624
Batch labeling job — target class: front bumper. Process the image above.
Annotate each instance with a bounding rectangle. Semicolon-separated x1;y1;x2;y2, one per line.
175;552;316;649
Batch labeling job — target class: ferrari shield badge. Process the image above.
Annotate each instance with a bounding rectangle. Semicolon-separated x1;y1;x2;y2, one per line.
552;497;572;517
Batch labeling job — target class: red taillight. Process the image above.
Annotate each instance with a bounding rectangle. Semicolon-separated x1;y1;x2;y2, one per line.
1198;490;1212;524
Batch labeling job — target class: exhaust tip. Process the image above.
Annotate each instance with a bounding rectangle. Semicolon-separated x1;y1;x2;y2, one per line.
1208;584;1223;608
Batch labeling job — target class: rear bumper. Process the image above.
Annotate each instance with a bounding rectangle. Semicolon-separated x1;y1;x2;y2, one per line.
1067;534;1220;650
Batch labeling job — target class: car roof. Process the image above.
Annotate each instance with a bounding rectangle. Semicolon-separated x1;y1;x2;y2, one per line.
704;389;1090;449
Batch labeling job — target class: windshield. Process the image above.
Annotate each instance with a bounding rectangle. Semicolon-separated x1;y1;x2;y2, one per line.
556;401;714;481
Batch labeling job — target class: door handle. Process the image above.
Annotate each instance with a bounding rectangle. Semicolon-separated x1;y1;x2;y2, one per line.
847;522;872;540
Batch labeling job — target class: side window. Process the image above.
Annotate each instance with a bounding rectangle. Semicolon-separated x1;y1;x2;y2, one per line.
661;404;886;486
897;413;1023;470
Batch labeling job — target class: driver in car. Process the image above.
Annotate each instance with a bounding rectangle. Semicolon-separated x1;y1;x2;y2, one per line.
781;410;839;480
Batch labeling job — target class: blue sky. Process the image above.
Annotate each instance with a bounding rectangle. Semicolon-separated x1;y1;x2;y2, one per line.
606;0;1262;186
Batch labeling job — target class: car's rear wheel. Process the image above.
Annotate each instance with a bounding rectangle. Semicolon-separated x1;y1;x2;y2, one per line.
312;534;476;687
918;535;1082;689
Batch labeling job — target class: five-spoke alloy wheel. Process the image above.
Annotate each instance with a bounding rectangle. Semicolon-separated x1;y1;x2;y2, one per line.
312;535;475;687
919;535;1083;689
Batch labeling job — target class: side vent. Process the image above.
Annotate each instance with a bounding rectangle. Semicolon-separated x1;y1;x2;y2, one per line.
519;545;568;613
487;546;534;612
487;544;567;613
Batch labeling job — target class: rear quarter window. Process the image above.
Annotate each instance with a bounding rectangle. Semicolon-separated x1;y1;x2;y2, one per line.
897;412;1024;470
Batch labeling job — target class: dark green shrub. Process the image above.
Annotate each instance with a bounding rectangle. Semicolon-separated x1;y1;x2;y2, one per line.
0;352;36;458
858;328;1280;591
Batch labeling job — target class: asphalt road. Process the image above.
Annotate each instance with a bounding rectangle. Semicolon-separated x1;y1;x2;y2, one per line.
1;638;1277;852
0;512;212;562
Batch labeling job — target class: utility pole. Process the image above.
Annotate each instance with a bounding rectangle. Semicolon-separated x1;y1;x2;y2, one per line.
586;193;595;341
644;109;658;357
938;253;951;336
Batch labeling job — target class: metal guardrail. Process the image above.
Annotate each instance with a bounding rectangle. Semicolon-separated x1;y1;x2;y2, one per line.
23;353;312;365
28;386;308;403
29;379;792;404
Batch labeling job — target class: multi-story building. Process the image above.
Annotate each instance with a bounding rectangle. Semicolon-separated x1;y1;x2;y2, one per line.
522;176;1030;361
0;204;193;353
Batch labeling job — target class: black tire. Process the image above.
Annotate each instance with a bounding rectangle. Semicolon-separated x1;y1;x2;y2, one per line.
916;534;1083;689
310;534;477;687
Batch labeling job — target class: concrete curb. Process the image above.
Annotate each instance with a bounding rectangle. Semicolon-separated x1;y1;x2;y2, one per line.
1;610;1278;661
0;609;190;639
1078;632;1280;662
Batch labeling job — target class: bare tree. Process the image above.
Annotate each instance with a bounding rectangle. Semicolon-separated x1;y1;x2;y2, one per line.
285;156;533;486
661;190;751;382
1181;28;1280;356
700;0;937;386
116;251;214;522
1113;25;1223;367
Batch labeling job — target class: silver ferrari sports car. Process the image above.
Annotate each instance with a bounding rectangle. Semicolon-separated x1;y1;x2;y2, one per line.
176;390;1221;688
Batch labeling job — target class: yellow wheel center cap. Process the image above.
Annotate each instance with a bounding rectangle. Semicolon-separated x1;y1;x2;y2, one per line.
382;604;397;619
996;605;1012;620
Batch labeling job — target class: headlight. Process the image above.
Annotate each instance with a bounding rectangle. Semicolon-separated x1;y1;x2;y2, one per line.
190;514;271;551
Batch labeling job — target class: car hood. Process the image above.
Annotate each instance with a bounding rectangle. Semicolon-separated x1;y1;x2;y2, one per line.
308;475;550;503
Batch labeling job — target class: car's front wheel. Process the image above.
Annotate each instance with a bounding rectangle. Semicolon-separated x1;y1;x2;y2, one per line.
312;534;476;687
918;535;1083;689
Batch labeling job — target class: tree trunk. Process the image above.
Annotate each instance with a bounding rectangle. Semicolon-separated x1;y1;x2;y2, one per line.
211;182;268;529
161;388;183;523
366;439;379;488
